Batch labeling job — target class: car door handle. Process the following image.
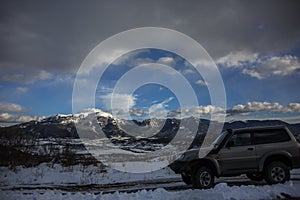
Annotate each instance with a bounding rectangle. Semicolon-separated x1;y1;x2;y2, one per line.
247;147;255;151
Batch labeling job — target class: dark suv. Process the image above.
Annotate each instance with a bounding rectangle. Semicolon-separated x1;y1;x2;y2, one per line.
170;126;300;189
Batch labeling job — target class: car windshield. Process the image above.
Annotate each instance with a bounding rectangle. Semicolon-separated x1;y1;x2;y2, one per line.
212;131;228;146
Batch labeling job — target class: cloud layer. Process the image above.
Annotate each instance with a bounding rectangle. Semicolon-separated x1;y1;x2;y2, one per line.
1;1;300;82
1;101;299;124
0;102;43;124
1;1;300;125
0;113;42;123
228;101;300;115
0;102;26;113
243;55;300;79
218;52;300;79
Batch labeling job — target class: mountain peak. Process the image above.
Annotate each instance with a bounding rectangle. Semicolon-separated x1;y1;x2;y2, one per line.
79;108;113;118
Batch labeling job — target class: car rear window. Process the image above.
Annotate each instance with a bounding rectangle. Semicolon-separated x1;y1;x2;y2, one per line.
254;129;291;144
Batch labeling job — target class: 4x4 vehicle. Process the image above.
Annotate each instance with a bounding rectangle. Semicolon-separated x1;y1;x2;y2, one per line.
170;126;300;189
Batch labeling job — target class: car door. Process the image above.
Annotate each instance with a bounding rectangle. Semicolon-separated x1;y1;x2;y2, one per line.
218;131;257;173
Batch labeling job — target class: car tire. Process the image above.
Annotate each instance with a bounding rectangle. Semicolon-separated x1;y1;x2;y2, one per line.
246;173;264;181
192;166;215;189
264;161;290;184
181;172;192;185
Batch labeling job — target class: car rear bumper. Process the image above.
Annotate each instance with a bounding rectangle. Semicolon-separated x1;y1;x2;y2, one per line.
292;156;300;168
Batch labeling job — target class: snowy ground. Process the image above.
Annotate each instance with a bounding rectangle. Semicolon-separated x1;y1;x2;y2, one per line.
1;181;300;200
1;163;300;200
0;163;179;186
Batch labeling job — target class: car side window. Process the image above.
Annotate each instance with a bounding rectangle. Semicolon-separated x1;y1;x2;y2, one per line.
254;129;291;144
226;132;251;147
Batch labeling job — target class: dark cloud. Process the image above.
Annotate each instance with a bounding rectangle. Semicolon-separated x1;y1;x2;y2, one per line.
1;0;300;82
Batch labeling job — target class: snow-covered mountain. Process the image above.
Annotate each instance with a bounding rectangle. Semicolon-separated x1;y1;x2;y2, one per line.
0;109;299;146
0;109;299;168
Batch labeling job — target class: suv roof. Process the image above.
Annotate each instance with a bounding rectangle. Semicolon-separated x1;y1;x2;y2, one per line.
228;125;288;132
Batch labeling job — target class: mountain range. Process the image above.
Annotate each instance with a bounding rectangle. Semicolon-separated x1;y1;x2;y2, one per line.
0;109;299;149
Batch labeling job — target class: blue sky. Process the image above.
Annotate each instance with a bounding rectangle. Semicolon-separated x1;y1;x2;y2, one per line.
95;49;210;113
97;48;300;122
1;47;300;125
1;1;300;125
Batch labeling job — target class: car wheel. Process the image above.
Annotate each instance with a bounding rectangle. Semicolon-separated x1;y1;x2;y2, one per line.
192;166;214;189
264;161;290;184
246;173;264;181
181;172;192;185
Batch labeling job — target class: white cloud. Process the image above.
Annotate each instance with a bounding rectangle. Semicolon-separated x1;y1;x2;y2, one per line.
241;69;262;79
287;103;300;113
16;87;28;93
100;93;136;111
217;51;300;79
149;104;168;118
38;70;53;80
113;49;152;67
52;73;74;83
217;51;259;68
0;113;42;123
169;105;225;118
0;102;26;113
148;97;174;118
181;69;194;75
157;57;176;66
243;55;300;79
228;101;300;115
92;102;300;120
143;102;300;119
97;85;114;94
130;57;155;66
96;48;129;66
189;105;225;115
130;56;176;68
0;69;53;84
195;80;208;86
110;97;175;119
231;101;284;113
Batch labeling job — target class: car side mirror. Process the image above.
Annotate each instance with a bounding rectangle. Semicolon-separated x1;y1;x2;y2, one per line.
213;144;218;149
